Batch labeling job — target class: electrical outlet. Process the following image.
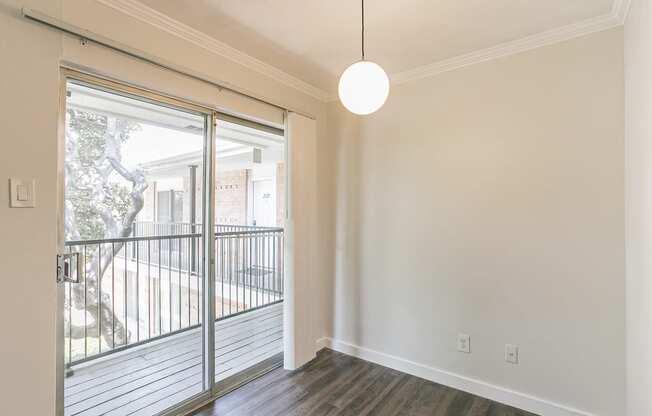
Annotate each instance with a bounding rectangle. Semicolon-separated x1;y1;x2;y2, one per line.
505;344;519;364
457;333;471;353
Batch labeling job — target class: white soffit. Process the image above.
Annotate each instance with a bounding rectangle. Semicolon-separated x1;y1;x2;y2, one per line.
97;0;631;102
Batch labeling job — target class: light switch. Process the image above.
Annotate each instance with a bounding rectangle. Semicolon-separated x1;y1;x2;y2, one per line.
17;184;30;201
9;178;36;208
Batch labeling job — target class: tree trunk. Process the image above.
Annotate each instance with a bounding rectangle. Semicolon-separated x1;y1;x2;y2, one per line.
69;117;148;349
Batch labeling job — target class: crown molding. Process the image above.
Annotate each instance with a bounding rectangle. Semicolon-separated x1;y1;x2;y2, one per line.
96;0;331;102
98;0;631;103
612;0;632;24
391;0;630;86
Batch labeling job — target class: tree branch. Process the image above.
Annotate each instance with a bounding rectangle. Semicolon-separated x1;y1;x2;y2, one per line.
69;116;148;348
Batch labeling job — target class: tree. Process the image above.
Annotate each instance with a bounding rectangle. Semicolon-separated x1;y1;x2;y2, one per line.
65;108;146;349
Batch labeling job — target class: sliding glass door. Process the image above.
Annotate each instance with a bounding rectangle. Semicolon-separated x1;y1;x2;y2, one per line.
213;119;286;394
58;71;214;416
57;70;288;415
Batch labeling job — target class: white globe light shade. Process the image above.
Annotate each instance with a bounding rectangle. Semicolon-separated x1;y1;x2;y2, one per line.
338;61;390;115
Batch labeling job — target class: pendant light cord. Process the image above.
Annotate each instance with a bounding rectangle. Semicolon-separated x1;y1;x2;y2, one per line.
361;0;365;60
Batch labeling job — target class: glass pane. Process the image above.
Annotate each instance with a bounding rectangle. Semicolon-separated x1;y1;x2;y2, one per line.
63;80;207;416
214;120;285;389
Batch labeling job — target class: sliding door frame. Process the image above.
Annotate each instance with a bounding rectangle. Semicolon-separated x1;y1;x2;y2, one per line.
55;68;218;416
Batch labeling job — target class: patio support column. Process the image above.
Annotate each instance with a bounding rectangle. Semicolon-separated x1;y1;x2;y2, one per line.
189;164;198;273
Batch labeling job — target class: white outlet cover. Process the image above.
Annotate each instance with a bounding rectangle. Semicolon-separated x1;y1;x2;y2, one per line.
457;333;471;353
505;344;519;364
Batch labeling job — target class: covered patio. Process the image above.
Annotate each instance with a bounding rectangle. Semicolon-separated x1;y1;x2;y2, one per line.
63;303;283;416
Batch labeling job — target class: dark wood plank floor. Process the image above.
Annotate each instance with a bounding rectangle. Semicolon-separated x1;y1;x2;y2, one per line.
192;349;538;416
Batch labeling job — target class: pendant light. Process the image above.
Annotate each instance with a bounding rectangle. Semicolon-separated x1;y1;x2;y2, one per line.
338;0;390;115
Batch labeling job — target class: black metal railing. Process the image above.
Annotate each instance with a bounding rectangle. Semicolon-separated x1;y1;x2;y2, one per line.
215;227;284;318
63;224;284;366
132;221;281;236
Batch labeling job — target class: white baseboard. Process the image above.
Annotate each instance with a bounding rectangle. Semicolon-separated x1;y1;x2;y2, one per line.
315;336;330;353
316;337;596;416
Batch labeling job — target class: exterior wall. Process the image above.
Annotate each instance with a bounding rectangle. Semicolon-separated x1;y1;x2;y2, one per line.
139;165;284;229
216;170;248;225
276;162;286;227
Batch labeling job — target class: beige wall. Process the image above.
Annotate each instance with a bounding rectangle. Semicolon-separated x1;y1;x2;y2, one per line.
624;1;652;415
0;0;634;414
0;0;332;414
329;28;625;416
0;1;62;415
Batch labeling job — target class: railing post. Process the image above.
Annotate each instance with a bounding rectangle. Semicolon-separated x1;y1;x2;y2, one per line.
131;222;137;258
64;224;285;367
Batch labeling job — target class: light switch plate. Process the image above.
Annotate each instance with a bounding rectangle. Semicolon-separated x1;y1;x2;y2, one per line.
9;178;36;208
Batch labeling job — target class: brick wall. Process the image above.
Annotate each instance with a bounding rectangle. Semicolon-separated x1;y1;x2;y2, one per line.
216;170;248;225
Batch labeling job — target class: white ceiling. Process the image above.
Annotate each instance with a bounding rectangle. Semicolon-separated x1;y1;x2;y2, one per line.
137;0;617;93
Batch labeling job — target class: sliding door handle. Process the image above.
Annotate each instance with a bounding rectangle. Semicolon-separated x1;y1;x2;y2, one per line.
56;253;82;284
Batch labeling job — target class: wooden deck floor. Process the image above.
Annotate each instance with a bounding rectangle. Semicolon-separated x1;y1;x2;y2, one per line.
64;303;283;416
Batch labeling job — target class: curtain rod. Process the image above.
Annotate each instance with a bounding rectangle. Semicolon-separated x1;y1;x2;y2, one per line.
21;7;316;121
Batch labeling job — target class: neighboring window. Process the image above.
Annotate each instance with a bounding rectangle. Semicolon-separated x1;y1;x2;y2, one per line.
157;190;184;223
157;190;171;223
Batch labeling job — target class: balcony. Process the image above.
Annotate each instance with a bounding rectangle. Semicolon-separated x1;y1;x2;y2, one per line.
62;223;284;416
